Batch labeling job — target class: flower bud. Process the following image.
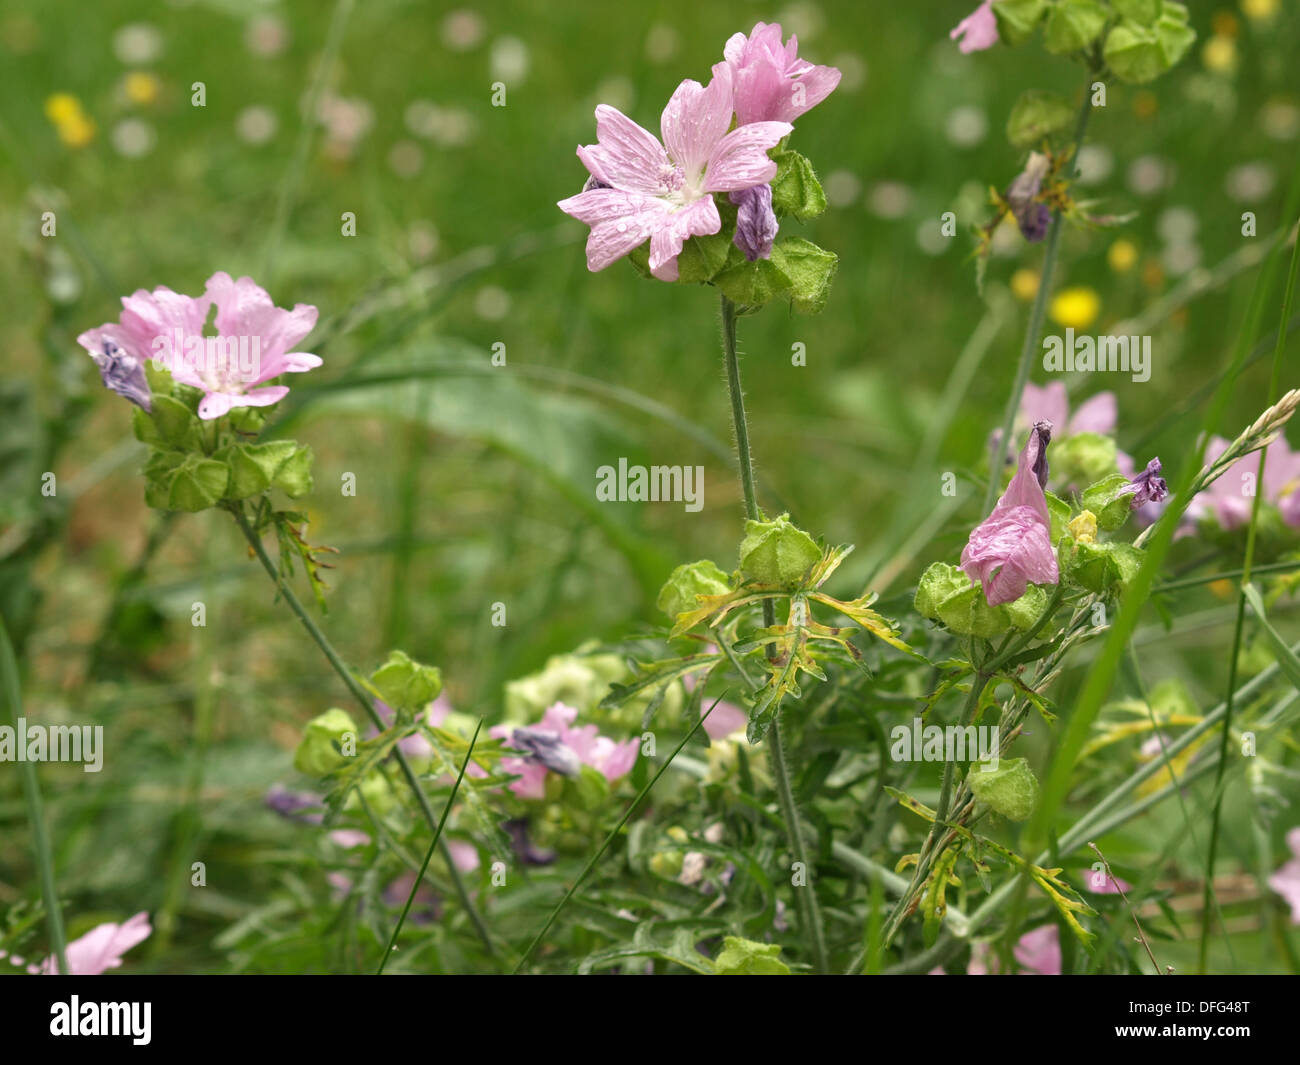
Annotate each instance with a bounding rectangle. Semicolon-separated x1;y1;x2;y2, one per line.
738;513;821;586
294;708;358;776
968;756;1039;821
656;559;732;619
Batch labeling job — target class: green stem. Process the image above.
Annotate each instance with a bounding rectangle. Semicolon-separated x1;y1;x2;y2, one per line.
378;720;481;975
719;294;829;974
1198;207;1300;972
983;86;1094;516
229;506;496;960
879;671;990;949
0;617;68;974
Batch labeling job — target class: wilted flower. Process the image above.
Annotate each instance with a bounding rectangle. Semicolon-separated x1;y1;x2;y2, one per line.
1123;457;1168;509
722;21;841;126
35;912;151;975
962;421;1060;606
87;337;152;411
1006;152;1051;242
730;183;778;261
558;65;791;281
950;2;999;55
493;702;639;799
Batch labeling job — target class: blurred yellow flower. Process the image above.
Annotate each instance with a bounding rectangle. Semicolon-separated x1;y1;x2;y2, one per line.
1203;35;1239;74
57;114;97;148
1108;239;1138;273
1142;259;1165;291
124;72;160;106
1241;0;1279;21
1209;578;1234;599
1049;286;1100;329
1011;268;1039;302
44;92;83;124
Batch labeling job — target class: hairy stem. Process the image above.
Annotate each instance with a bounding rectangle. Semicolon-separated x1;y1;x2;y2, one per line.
719;294;829;973
229;505;496;960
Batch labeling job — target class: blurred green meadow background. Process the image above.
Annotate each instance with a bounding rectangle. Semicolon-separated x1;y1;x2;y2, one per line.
1;0;1298;972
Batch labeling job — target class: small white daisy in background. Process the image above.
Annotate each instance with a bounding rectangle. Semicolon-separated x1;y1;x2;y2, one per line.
235;105;277;146
1225;161;1276;203
945;105;987;148
824;170;861;210
1074;144;1114;186
111;117;155;158
388;140;424;179
867;181;912;219
408;221;439;262
112;22;162;65
1127;154;1173;197
245;14;289;58
490;36;529;83
474;286;511;321
441;9;485;52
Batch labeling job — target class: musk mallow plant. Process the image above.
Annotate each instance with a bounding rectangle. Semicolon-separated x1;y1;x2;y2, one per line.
58;12;1300;979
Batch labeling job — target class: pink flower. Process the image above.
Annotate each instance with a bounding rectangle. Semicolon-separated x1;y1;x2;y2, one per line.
961;421;1060;606
558;65;791;281
1269;827;1300;924
950;1;999;54
1013;924;1062;974
722;22;841;126
961;924;1061;975
1020;382;1116;438
492;702;639;799
701;698;749;740
77;272;320;421
35;912;151;975
1184;434;1300;532
1084;869;1132;894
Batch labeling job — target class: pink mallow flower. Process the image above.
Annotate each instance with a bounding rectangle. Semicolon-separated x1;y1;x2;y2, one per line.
558;65;791;281
1020;382;1116;438
962;421;1060;606
35;912;151;975
722;22;841;126
77;272;320;420
951;2;1000;54
957;925;1062;975
1183;434;1300;532
1269;827;1300;924
493;702;639;800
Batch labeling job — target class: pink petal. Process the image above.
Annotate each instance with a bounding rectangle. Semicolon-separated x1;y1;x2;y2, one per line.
648;195;720;280
1019;382;1069;434
702;699;749;739
704;121;791;192
1013;924;1061;975
1068;392;1117;436
204;272;318;364
660;68;734;182
576;105;671;195
41;912;151;975
558;189;672;272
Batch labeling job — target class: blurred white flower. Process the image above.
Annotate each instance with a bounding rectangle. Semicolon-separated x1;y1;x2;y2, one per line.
824;169;861;209
113;23;162;64
236;105;277;145
475;286;511;321
490;36;529;82
945;105;987;148
1225;161;1276;203
868;181;912;219
111;117;155;158
245;14;288;57
1074;144;1114;186
441;9;485;51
